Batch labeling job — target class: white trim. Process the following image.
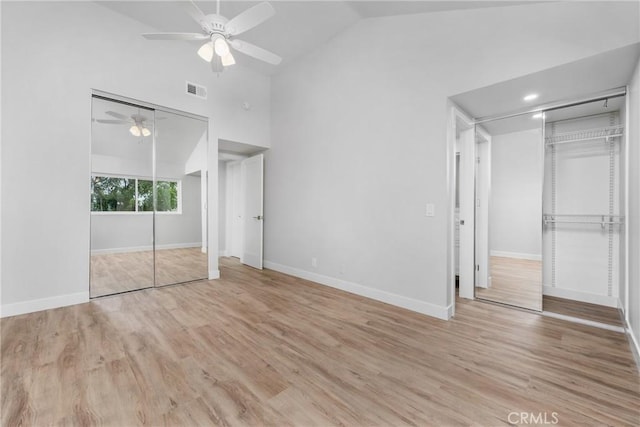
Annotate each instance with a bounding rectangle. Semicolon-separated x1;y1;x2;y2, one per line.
1;292;89;318
543;285;619;308
625;321;640;368
219;249;230;257
91;242;201;255
541;310;625;333
264;260;451;320
447;104;475;316
209;269;220;280
624;87;630;324
490;250;542;261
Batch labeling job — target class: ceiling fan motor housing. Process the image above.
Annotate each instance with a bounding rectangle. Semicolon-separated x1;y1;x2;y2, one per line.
201;15;229;36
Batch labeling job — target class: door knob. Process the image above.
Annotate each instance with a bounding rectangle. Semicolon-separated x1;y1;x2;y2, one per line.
253;215;263;220
460;220;465;225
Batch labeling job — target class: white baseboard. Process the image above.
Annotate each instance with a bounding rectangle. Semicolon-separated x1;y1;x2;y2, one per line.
625;321;640;369
490;250;542;261
219;249;229;257
264;260;451;320
209;269;220;280
543;285;619;308
91;242;201;255
1;291;89;318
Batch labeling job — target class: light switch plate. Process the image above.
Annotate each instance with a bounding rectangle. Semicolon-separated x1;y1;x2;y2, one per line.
425;203;435;217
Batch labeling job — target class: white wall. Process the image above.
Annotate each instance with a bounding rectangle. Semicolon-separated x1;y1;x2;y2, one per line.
627;53;640;357
1;2;270;315
490;129;542;259
266;2;639;319
218;161;227;253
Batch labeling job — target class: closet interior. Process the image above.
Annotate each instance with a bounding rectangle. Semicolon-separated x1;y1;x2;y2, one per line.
542;98;625;326
90;95;209;297
470;93;626;326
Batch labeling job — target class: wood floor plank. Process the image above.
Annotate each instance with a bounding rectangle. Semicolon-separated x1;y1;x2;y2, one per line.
2;257;639;426
543;295;624;326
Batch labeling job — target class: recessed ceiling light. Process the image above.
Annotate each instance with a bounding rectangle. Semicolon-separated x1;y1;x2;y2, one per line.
524;93;539;102
532;113;544;119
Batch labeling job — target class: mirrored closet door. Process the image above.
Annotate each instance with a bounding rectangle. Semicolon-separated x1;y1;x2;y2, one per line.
154;110;208;287
474;114;544;311
90;96;208;297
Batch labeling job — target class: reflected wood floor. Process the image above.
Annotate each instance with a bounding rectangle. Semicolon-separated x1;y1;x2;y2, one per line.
90;247;208;297
3;257;639;426
476;256;542;311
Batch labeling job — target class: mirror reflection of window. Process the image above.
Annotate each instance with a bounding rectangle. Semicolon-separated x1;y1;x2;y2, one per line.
90;97;155;297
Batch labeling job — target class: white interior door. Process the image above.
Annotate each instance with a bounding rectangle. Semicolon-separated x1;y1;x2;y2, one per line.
458;128;476;299
241;154;264;269
228;162;243;258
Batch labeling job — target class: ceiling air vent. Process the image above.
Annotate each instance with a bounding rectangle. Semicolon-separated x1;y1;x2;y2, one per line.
186;81;207;100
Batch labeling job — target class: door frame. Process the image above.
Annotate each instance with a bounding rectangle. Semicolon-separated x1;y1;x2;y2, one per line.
447;104;475;316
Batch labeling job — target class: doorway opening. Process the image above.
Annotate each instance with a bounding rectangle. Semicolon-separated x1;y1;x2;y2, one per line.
218;140;266;270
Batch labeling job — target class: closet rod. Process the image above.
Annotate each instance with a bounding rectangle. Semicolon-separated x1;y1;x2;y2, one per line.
473;86;626;124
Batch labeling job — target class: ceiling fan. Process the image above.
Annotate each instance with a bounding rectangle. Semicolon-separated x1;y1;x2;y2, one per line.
95;111;153;137
142;0;282;73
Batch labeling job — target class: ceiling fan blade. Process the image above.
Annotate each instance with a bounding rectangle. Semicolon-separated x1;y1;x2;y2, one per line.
142;32;208;41
105;111;130;120
183;0;208;26
211;55;224;73
229;39;281;65
95;119;130;124
225;2;275;36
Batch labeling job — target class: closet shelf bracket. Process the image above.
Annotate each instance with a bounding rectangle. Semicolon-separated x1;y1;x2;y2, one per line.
545;125;624;146
543;214;624;229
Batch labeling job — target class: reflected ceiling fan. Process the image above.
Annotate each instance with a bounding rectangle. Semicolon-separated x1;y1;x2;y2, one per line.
95;111;153;137
142;0;282;73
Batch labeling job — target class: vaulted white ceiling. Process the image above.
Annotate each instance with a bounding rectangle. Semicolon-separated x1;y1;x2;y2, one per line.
451;42;640;135
97;1;542;75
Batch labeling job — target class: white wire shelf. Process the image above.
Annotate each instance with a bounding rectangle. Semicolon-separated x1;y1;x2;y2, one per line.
543;214;624;228
545;125;624;146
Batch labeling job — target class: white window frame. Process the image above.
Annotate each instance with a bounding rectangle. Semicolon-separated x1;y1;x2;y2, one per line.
90;173;182;215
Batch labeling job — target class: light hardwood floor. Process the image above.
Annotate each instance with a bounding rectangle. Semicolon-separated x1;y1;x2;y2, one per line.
476;256;542;311
90;247;208;297
475;257;624;326
3;257;639;426
543;295;624;327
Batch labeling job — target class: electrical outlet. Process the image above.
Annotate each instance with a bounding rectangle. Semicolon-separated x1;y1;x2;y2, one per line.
311;257;317;268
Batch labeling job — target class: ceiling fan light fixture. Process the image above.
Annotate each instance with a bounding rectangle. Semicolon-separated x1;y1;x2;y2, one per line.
129;125;142;137
214;36;230;57
221;52;236;66
141;127;151;137
197;41;214;62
